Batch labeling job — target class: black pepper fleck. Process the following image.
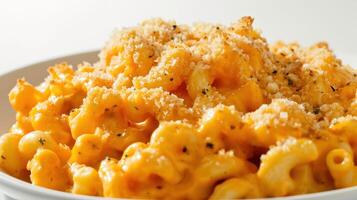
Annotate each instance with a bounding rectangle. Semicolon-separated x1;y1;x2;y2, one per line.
1;155;5;160
172;25;177;30
287;79;293;86
272;70;277;74
330;86;336;92
206;142;214;149
201;88;208;95
170;78;174;81
182;146;188;153
117;133;122;137
313;107;320;114
315;135;322;140
230;125;236;130
105;108;110;112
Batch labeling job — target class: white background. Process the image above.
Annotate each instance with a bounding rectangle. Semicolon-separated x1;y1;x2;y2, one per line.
0;0;357;74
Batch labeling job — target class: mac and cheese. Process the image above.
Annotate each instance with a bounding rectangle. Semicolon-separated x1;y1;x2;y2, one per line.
1;17;357;199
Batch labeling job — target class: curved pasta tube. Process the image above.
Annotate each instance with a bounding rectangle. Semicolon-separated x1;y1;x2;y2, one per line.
241;99;315;148
100;147;176;199
330;119;357;157
187;67;213;99
8;79;42;114
220;80;264;112
72;67;114;92
257;138;318;196
326;148;357;188
29;96;72;144
169;151;256;200
12;113;34;135
18;130;70;163
198;104;242;152
69;87;123;139
100;29;156;77
310;131;352;185
99;158;127;198
69;134;103;167
27;149;70;191
104;117;157;152
209;174;263;199
133;47;191;91
122;87;195;122
120;143;182;185
330;119;357;143
47;67;77;97
0;133;28;179
149;121;202;172
70;163;103;196
290;164;331;194
195;152;255;186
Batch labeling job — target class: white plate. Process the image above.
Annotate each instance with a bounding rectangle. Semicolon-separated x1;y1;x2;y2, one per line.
1;51;357;200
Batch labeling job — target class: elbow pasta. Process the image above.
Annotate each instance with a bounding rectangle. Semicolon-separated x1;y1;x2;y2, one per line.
1;17;357;199
257;138;318;196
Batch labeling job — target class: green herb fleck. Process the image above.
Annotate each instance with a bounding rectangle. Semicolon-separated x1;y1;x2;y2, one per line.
38;138;46;145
